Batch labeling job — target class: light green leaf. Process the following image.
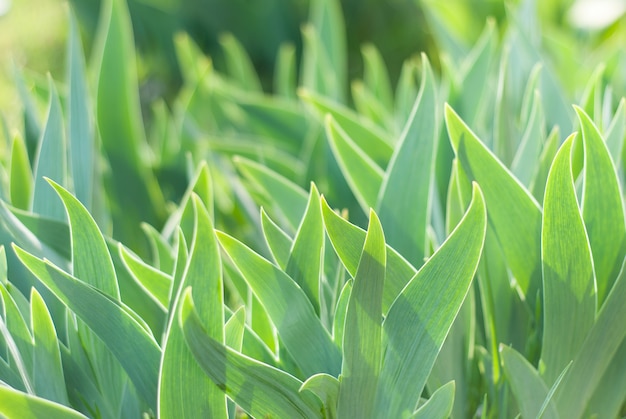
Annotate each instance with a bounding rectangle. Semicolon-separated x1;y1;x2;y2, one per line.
225;306;245;351
361;44;393;112
321;196;416;313
411;381;455;419
445;104;542;304
179;289;323;418
511;90;545;186
299;88;393;166
576;106;626;306
374;183;486;418
325;115;384;213
394;57;420;129
219;33;262;92
300;373;340;419
13;246;160;408
0;386;87;419
500;345;558;419
351;81;394;132
285;184;324;313
32;78;67;222
274;43;297;99
337;210;386;418
541;134;596;384
7;205;70;260
554;259;626;418
260;208;293;269
377;55;438;267
10;134;33;211
0;286;33;390
605;98;625;165
119;244;171;309
332;280;351;348
30;288;68;405
530;126;559;205
159;195;226;418
217;230;341;377
140;223;175;275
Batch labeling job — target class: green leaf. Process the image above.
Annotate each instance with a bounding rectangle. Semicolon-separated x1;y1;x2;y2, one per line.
180;289;323;418
511;90;545;186
605;98;625;165
337;210;386;418
351;81;394;132
325;115;384;213
31;78;67;222
576;106;626;305
0;386;87;419
13;246;160;409
300;88;393;167
219;33;262;92
361;44;393;112
67;11;95;211
9;134;33;211
119;244;171;309
377;55;438;267
0;285;33;390
217;230;341;378
274;43;297;99
300;373;340;419
554;259;626;418
141;223;175;275
321;196;416;313
30;288;68;405
445;103;542;304
285;184;324;313
159;195;226;418
93;0;165;249
540;134;596;384
374;183;486;418
225;306;245;351
411;381;455;419
530;127;559;205
260;208;292;269
332;280;351;348
500;345;558;419
8;205;70;260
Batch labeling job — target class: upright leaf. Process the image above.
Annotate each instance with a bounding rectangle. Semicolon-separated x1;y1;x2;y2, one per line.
374;183;486;417
377;55;438;267
10;134;33;211
541;134;595;384
576;107;626;305
337;211;386;418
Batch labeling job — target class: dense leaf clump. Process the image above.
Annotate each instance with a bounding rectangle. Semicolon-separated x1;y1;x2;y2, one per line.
1;0;626;417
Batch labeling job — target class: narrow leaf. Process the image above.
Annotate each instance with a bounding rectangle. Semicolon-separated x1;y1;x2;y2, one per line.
411;381;455;419
0;386;87;419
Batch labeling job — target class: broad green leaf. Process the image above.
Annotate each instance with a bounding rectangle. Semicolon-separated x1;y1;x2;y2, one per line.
30;289;68;405
0;386;87;419
377;55;438;267
31;78;67;222
332;280;351;348
8;205;70;260
119;244;171;309
285;184;323;313
159;195;226;418
411;381;455;419
225;306;245;351
541;134;595;384
93;0;165;250
500;345;558;419
321;196;416;313
554;259;626;418
219;33;262;92
217;230;341;377
300;373;340;419
67;11;94;211
48;179;118;298
445;104;542;304
234;156;308;233
299;88;393;166
179;289;323;418
325;115;384;213
374;183;486;417
10;134;32;211
584;340;626;419
337;210;386;418
260;208;292;269
13;246;160;408
576;107;626;305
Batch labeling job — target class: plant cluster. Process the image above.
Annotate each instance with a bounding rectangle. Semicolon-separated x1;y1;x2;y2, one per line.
0;0;625;418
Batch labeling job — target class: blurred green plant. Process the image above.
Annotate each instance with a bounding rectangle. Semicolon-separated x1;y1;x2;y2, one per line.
0;0;626;417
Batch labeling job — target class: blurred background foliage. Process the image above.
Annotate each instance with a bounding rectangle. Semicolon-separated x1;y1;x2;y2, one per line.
2;0;626;128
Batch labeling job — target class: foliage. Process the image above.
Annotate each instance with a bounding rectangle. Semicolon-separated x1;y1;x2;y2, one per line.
1;0;626;418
